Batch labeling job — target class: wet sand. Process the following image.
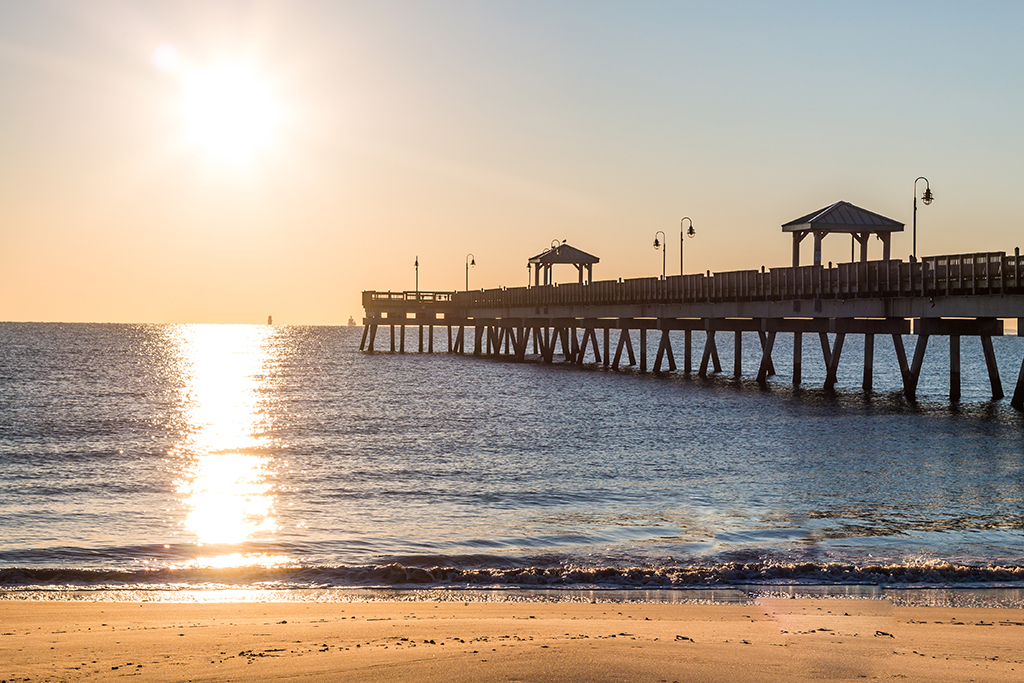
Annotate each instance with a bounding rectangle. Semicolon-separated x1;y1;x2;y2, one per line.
3;599;1024;682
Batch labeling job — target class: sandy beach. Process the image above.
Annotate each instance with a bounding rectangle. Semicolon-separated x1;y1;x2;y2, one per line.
3;598;1023;682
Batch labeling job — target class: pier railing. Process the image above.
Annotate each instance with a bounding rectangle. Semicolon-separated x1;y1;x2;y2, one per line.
364;250;1022;310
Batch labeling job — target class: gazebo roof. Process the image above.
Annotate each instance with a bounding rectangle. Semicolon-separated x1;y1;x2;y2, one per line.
528;243;600;265
782;201;904;233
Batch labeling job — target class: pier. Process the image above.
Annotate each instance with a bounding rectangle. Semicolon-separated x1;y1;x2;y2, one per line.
361;246;1024;410
361;196;1023;409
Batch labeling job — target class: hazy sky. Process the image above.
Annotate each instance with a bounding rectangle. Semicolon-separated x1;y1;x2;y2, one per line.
2;1;1022;324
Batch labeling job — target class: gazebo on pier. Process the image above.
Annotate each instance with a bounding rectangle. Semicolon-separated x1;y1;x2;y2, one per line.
783;201;904;267
528;242;600;286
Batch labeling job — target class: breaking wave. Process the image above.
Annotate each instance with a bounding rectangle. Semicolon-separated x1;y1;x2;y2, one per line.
4;559;1024;592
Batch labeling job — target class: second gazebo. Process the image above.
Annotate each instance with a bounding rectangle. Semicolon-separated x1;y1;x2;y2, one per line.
528;242;599;286
783;201;904;267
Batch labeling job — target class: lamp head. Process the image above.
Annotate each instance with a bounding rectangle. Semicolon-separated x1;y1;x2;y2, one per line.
686;225;696;238
470;258;475;267
922;187;933;205
653;237;661;249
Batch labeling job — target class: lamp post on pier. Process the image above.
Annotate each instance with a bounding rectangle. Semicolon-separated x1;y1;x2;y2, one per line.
653;231;666;279
913;176;933;260
414;256;419;298
680;217;695;275
465;254;475;291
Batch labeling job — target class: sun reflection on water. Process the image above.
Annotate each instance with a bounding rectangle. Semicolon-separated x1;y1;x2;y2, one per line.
169;325;285;567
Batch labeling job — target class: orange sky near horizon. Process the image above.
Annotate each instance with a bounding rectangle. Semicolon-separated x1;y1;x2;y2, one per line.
2;1;1023;325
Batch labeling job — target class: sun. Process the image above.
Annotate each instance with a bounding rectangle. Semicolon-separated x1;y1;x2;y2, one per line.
181;63;283;164
155;47;285;166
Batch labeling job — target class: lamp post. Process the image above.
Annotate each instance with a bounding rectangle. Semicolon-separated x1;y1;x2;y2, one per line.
414;256;419;297
653;230;666;279
913;176;933;260
680;217;695;275
465;253;475;291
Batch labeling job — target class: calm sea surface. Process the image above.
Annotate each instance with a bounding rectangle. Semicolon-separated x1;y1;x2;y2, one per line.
1;322;1023;602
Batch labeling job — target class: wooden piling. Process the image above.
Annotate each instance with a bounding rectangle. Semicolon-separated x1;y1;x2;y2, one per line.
734;331;742;378
981;335;1004;400
793;331;802;386
640;328;647;374
892;333;910;389
684;329;692;374
756;331;777;385
824;333;845;390
949;335;961;402
906;335;930;399
862;333;874;392
1012;355;1024;411
757;331;776;376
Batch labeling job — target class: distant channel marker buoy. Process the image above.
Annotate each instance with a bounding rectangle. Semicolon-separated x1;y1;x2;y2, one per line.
267;315;273;325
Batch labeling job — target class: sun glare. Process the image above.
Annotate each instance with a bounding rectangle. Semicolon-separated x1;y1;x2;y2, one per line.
179;63;283;164
170;325;281;552
153;45;285;166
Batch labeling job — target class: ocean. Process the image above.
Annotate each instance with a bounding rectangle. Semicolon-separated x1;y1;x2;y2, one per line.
1;322;1023;605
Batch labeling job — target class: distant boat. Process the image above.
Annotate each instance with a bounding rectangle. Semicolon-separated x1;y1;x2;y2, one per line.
347;316;356;327
267;315;273;325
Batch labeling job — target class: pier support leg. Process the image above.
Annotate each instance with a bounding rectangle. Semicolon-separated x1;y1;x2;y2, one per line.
391;325;396;353
981;335;1004;400
756;331;777;385
570;327;580;361
758;331;776;376
640;328;648;374
1012;354;1024;411
418;325;424;353
541;328;555;363
613;329;636;369
685;329;692;374
949;335;961;402
504;327;510;356
734;331;742;378
818;332;832;368
699;331;718;377
367;325;378;352
533;328;540;354
711;334;722;374
655;330;675;373
892;333;910;389
793;332;802;386
824;333;845;390
359;325;369;351
447;326;452;353
473;326;482;356
862;333;874;393
400;325;406;353
428;325;434;354
603;328;610;368
906;335;929;399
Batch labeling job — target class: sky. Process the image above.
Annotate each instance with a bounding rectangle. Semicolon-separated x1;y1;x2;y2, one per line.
2;1;1023;324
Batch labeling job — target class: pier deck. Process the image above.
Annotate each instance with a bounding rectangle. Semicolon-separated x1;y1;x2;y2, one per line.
361;249;1024;410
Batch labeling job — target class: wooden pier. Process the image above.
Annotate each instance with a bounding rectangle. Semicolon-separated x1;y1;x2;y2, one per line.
361;249;1024;410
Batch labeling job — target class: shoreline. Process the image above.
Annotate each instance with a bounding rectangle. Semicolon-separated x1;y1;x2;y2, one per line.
3;597;1024;682
4;585;1024;608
